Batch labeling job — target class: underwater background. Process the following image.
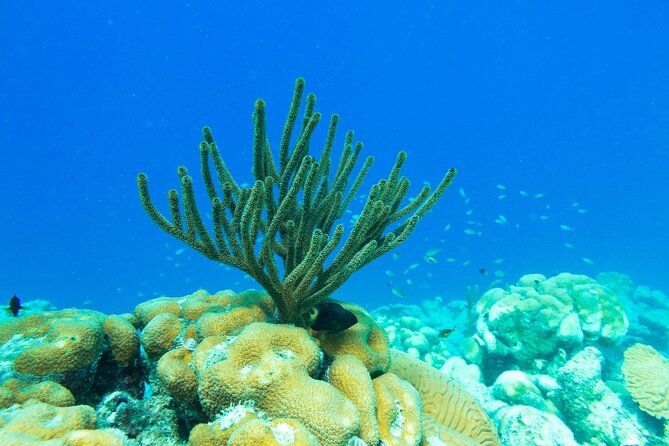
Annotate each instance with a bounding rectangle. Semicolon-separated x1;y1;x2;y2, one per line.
2;2;668;314
3;2;669;446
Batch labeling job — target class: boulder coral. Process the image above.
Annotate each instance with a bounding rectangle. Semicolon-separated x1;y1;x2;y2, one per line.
10;310;106;376
0;399;97;442
0;379;74;409
475;273;628;366
198;322;360;445
0;288;500;445
132;289;497;445
139;312;183;361
314;302;391;375
103;314;140;367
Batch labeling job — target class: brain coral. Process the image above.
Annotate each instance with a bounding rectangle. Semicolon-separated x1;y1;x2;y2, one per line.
13;314;105;376
314;302;391;375
0;379;74;409
198;322;360;445
622;343;669;419
139;312;183;361
389;349;501;446
157;347;199;403
328;354;380;445
0;399;97;442
103;315;140;367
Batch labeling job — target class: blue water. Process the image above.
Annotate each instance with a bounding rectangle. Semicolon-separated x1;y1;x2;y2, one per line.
2;2;668;315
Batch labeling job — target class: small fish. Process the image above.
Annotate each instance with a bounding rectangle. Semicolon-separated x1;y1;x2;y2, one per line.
385;270;396;277
497;194;507;199
494;215;508;225
425;248;441;256
438;328;455;338
494;270;507;278
479;268;488;276
308;302;358;333
560;224;574;231
539;215;550;220
464;228;481;236
534;193;544;198
465;209;474;216
577;209;589;214
6;294;23;317
520;190;529;197
408;263;420;270
175;248;186;255
392;252;401;260
459;188;467;198
493;258;504;264
443;224;451;232
391;288;407;298
564;243;576;249
406;278;413;285
446;257;458;263
571;202;580;207
82;299;93;305
496;184;506;190
582;257;595;265
424;256;438;264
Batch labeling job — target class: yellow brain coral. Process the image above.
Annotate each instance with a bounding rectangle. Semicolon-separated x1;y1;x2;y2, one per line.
0;399;97;441
622;343;669;419
62;429;127;446
198;322;360;446
0;379;74;409
140;312;183;361
227;418;319;446
196;304;270;339
315;302;391;375
328;354;380;445
103;315;140;367
13;317;105;376
389;349;501;446
157;347;199;403
373;372;423;446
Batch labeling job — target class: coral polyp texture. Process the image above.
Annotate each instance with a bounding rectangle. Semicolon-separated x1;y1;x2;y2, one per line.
137;78;456;326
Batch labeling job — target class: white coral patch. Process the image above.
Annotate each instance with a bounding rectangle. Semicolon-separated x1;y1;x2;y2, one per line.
214;400;267;430
389;398;405;438
425;436;447;446
271;422;296;445
274;349;296;361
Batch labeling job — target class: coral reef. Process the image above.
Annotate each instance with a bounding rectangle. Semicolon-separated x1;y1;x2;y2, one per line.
375;271;669;445
0;289;499;445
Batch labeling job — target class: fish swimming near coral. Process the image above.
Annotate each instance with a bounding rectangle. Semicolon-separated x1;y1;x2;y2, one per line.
307;302;358;334
438;327;455;338
6;294;23;317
